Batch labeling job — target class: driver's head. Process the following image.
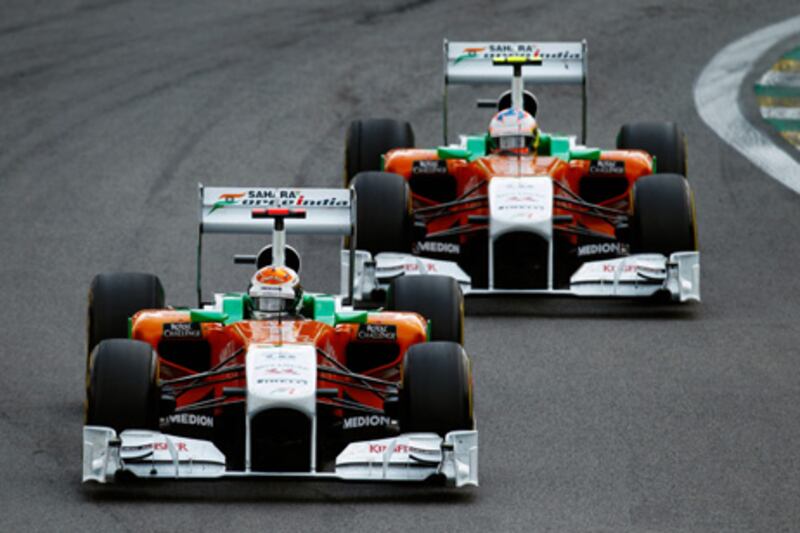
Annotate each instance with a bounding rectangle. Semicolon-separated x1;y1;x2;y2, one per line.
249;265;302;318
488;108;539;154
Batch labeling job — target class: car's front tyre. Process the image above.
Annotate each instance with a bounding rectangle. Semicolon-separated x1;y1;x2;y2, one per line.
86;339;160;432
399;342;473;436
629;173;697;255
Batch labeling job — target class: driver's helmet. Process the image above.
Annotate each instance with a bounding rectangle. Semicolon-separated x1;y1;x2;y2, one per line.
249;265;302;318
488;108;539;154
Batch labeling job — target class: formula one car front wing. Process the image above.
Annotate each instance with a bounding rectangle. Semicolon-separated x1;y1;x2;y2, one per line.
83;426;479;488
345;250;700;303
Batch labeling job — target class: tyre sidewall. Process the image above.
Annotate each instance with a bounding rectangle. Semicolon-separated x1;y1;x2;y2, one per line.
630;173;697;255
400;342;473;436
87;272;164;365
618;122;687;176
345;119;414;184
87;339;159;431
352;171;413;255
388;275;464;344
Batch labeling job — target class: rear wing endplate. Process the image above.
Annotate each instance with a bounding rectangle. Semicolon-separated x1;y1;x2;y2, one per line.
197;184;356;304
443;40;588;144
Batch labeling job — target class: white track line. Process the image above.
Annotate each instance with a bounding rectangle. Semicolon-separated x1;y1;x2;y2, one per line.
760;106;800;120
694;15;800;195
758;69;800;87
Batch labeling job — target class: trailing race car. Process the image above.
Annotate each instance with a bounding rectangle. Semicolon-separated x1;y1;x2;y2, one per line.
343;41;700;302
83;186;477;487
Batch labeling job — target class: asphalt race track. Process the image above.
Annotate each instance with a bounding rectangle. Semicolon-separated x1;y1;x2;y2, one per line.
2;1;800;531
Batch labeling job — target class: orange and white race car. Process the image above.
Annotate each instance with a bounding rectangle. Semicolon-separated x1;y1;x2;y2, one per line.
344;41;699;303
83;187;476;487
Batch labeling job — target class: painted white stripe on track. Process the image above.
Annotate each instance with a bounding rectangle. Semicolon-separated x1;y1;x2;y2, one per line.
760;106;800;120
758;69;800;87
694;15;800;195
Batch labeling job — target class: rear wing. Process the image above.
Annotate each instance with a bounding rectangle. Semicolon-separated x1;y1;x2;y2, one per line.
197;184;356;304
443;40;588;144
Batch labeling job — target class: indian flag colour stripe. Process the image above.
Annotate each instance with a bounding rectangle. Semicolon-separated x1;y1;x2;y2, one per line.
757;96;800;107
755;84;800;98
773;59;800;72
782;131;800;145
757;46;800;150
765;118;800;131
759;70;800;86
760;106;800;120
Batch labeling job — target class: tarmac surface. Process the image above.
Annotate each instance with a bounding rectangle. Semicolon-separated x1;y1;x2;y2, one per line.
1;1;799;531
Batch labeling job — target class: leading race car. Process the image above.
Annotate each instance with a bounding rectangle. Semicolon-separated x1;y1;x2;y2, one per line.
343;41;700;303
83;186;477;487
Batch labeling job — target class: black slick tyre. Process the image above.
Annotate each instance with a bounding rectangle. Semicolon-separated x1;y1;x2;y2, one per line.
630;173;697;255
86;339;160;432
388;275;464;344
400;342;474;436
351;171;412;255
87;272;164;360
399;342;473;436
617;121;687;176
345;118;414;185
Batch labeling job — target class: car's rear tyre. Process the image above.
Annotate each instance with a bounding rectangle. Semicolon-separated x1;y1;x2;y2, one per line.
86;339;160;432
88;272;164;361
617;121;687;176
345;118;414;185
352;171;413;255
630;173;697;255
388;275;464;344
399;342;473;436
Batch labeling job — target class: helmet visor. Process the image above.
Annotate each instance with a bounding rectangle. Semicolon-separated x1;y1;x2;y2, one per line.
497;136;531;150
254;297;291;312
